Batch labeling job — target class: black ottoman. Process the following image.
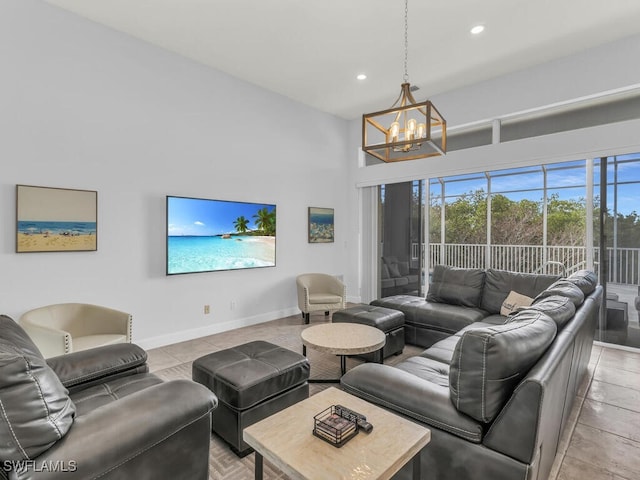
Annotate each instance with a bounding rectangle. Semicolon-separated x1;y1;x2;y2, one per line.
333;304;405;359
192;340;310;457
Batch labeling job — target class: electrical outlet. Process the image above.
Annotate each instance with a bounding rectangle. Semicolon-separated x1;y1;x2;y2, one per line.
204;305;210;315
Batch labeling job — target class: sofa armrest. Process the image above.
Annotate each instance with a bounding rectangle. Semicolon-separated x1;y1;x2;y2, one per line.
14;381;217;480
18;320;71;358
341;363;483;442
47;343;148;392
67;304;132;339
297;283;310;311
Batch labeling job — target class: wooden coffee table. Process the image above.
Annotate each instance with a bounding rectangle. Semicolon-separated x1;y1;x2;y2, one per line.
301;323;386;382
243;387;430;480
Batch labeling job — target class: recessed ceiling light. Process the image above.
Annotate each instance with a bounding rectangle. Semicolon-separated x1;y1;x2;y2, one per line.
470;25;485;35
356;73;367;80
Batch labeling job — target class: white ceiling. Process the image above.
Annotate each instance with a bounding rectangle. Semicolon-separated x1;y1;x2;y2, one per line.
43;0;640;120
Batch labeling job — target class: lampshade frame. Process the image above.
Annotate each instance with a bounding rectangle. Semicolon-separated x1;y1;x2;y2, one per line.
362;83;447;163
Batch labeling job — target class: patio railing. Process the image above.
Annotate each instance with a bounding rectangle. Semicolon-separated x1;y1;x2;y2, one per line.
412;243;640;285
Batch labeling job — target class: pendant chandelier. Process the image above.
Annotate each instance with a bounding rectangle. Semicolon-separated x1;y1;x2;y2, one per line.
362;0;446;163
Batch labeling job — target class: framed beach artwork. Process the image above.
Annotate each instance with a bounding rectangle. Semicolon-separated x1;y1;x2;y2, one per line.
308;207;334;243
16;185;97;253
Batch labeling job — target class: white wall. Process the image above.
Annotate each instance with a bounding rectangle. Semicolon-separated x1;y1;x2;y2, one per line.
0;0;350;348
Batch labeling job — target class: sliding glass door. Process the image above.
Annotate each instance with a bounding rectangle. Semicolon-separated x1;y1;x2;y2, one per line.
595;154;640;347
378;181;425;298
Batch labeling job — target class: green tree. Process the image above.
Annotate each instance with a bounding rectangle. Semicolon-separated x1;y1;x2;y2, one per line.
491;195;542;245
444;190;487;244
233;216;250;233
253;208;276;236
547;194;586;245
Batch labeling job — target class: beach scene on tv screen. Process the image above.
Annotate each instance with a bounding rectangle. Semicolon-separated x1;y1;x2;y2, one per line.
167;196;276;275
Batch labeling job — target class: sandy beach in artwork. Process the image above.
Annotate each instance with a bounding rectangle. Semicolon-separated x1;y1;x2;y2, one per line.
17;233;96;252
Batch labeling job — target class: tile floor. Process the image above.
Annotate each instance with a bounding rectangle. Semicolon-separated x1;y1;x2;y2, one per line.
147;314;640;480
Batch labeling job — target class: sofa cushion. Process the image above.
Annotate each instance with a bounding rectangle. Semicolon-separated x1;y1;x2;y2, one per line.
474;314;507;326
0;315;76;460
427;265;486;308
381;263;391;279
70;372;164;416
524;295;576;329
393;276;409;287
398;261;411;276
449;310;557;423
420;336;460;365
500;290;533;316
396;356;450;387
341;363;484;443
308;293;343;304
480;269;559;314
565;270;598;295
372;295;428;317
455;320;504;336
534;279;584;306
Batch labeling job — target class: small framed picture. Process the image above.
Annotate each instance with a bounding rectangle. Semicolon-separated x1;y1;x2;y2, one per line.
16;185;98;253
308;207;334;243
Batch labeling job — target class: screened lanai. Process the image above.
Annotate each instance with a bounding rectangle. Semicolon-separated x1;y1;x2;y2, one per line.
378;153;640;349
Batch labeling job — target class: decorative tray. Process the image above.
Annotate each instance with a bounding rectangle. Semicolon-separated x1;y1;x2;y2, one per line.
312;405;358;447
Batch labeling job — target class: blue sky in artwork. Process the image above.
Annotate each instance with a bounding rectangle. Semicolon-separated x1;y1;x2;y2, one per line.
167;196;275;236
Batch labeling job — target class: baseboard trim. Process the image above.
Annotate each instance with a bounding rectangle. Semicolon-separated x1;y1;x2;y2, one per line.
135;306;301;350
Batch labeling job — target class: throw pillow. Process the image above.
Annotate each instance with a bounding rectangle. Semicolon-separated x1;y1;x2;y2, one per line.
426;265;485;308
500;291;533;316
480;269;559;314
565;270;598;296
381;263;391;279
449;310;557;423
397;261;410;276
387;262;402;278
524;295;576;329
534;279;584;306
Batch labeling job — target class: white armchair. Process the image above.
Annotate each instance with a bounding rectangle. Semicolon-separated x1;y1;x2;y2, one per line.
296;273;346;324
19;303;132;358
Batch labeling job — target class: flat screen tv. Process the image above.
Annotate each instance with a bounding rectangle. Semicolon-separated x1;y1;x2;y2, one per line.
166;195;276;275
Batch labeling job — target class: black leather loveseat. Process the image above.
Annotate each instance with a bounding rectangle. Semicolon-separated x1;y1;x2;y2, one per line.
341;266;601;480
0;315;218;480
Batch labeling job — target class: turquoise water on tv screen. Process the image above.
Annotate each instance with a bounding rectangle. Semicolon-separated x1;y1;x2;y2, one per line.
167;235;275;274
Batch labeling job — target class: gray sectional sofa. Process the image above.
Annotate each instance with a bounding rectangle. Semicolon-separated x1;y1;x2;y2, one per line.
380;256;420;297
341;266;602;480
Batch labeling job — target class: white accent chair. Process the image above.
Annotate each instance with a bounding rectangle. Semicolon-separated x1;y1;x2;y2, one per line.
296;273;346;324
19;303;132;358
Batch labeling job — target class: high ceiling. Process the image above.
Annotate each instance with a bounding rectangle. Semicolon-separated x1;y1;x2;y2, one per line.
43;0;640;120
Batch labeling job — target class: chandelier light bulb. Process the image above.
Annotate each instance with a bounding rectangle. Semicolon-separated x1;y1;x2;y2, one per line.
406;118;417;141
390;122;400;142
417;122;426;139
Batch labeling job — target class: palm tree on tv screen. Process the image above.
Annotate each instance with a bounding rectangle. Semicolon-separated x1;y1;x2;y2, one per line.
233;216;250;234
253;208;276;236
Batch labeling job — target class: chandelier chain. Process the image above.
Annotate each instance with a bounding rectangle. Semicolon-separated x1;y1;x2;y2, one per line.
403;0;409;83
